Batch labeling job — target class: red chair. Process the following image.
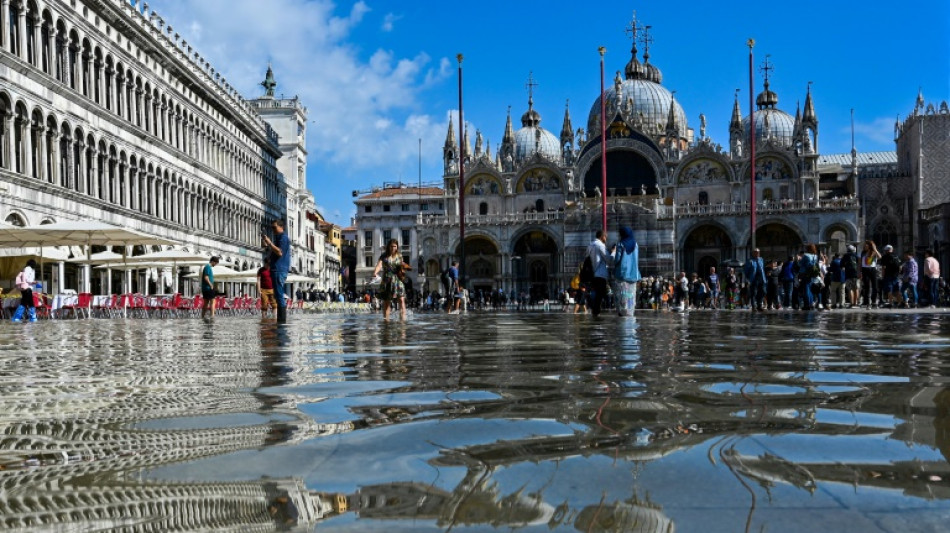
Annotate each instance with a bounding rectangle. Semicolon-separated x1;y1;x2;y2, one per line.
60;292;93;319
32;293;51;320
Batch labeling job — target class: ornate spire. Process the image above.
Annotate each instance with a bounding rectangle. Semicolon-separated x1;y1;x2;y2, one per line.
793;100;802;138
560;99;574;143
444;116;457;150
665;91;679;135
261;64;277;98
502;106;514;144
755;55;778;109
463;127;472;158
916;87;925;112
802;82;817;125
521;72;542;127
624;12;646;80
730;89;743;132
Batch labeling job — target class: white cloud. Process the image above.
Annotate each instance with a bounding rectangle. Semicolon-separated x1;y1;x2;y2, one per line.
850;117;897;147
151;0;450;183
381;12;401;32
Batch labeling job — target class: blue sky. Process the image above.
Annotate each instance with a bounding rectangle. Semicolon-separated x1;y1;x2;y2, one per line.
153;0;949;225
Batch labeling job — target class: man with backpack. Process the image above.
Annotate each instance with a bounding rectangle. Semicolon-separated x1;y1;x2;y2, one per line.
879;245;901;308
828;253;846;309
842;245;860;308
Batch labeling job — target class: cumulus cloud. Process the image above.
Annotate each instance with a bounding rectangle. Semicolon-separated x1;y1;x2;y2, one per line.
151;0;449;182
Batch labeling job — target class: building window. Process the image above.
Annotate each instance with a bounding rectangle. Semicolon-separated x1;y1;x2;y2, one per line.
479;202;489;215
420;203;429;211
401;204;410;212
401;229;411;248
364;256;373;267
364;205;372;213
364;231;372;247
535;199;544;212
439;203;444;210
383;205;391;212
698;191;709;205
383;230;392;242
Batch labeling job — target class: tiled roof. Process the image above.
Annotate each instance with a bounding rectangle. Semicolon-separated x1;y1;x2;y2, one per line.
817;151;897;167
358;187;443;200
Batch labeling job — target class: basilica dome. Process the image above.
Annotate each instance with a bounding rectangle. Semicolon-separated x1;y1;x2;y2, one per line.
514;103;561;162
586;40;689;139
741;80;796;148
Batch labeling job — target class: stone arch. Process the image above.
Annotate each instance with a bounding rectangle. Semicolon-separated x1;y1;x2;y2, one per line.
576;138;666;195
5;212;28;226
746;221;806;262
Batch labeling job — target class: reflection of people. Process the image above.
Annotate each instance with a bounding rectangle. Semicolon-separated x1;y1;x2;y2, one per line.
200;256;219;319
257;259;276;318
373;239;411;320
263;220;291;323
11;259;37;322
612;226;641;316
268;492;299;528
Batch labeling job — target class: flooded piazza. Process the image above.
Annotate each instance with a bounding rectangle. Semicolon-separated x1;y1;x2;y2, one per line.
2;310;950;532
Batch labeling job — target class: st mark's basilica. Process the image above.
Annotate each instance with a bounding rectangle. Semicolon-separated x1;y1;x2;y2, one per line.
370;18;950;300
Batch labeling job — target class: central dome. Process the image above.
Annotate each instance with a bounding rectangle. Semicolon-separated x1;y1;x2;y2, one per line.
587;77;688;136
742;80;796;149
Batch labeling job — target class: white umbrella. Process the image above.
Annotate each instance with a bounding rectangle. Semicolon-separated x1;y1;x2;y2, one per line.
184;264;240;279
70;250;126;264
120;249;209;264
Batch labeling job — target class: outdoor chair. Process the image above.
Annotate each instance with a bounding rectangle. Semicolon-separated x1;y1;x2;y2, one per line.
60;292;93;319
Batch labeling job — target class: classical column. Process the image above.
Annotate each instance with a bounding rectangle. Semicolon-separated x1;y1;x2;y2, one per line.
46;128;58;184
32;119;44;180
0;0;8;51
83;145;94;197
4;114;16;171
21;115;33;177
118;160;127;207
17;1;27;61
57;261;64;294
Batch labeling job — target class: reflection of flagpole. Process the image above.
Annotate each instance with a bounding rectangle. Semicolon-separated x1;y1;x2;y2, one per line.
748;39;756;252
457;53;466;285
599;46;607;235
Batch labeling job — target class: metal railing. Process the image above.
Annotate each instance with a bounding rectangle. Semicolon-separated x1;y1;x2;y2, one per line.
417;211;565;227
656;197;860;220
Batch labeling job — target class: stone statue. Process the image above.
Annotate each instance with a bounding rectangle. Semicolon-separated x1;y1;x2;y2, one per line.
699;113;706;139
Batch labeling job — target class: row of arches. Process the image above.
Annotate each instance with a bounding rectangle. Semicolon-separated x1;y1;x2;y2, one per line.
1;0;280;199
0;91;267;246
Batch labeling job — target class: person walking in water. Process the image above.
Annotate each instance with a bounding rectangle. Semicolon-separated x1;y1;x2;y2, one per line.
11;259;38;322
612;226;641;316
262;219;291;323
586;230;611;317
373;239;412;320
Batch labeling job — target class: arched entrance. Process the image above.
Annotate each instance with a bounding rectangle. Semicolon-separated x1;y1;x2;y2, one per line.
752;223;803;262
512;230;559;301
683;224;733;276
582;149;658;197
454;236;499;296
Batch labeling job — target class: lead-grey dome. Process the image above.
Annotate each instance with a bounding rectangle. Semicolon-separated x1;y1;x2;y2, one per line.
514;102;561;162
587;76;688;137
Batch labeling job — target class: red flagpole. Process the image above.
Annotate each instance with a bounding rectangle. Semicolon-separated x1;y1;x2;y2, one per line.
599;47;607;235
457;54;466;284
747;39;756;252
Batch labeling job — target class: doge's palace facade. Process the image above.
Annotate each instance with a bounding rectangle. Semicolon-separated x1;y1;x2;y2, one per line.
0;0;285;271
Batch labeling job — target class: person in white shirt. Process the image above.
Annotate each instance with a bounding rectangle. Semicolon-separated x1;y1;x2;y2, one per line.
586;230;613;317
12;259;38;322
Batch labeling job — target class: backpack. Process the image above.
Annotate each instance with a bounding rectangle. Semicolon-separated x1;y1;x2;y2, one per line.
579;255;595;283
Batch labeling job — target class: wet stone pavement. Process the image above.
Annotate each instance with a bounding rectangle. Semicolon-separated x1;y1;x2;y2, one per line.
1;310;950;532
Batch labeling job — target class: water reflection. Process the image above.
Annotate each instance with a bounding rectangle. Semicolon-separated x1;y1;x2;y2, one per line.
0;312;948;531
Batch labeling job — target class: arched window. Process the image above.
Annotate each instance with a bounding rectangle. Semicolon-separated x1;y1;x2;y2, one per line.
479;202;488;215
535;199;544;212
5;213;26;226
763;188;773;201
872;219;898;251
698;191;709;205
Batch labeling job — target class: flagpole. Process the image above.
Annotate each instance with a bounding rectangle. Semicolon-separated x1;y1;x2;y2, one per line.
457;54;466;286
599;46;607;235
747;38;756;252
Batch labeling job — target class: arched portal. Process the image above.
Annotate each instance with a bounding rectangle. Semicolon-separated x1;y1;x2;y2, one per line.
583;150;658;197
511;230;559;302
683;224;733;276
454;236;499;295
751;223;803;262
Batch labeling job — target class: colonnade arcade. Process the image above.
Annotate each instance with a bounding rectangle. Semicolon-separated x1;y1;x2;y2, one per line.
0;0;282;208
0;91;266;245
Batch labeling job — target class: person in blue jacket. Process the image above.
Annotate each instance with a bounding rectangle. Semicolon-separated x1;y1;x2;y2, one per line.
612;226;641;316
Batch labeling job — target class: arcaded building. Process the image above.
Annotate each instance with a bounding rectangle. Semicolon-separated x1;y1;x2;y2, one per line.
0;0;287;292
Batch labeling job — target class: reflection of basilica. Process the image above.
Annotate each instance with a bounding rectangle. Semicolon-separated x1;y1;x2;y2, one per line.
383;14;950;291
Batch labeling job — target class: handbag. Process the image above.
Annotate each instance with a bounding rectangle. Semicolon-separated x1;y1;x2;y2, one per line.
579;255;594;283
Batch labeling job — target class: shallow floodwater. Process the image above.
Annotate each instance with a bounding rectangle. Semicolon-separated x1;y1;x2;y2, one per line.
2;310;950;532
